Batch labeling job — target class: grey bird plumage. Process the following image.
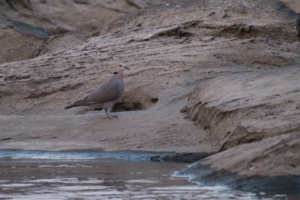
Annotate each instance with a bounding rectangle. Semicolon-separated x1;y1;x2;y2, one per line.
65;63;129;119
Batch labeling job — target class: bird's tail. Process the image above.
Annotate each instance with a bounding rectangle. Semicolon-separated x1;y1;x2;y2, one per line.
64;97;88;109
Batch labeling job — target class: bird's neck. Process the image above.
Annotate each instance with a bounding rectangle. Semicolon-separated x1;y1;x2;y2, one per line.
111;71;123;80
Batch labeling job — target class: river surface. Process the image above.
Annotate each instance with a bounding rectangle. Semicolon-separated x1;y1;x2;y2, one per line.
0;150;298;200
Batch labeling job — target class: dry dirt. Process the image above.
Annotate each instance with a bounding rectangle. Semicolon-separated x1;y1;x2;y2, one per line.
185;66;300;151
0;14;53;64
282;0;300;14
1;0;300;181
0;0;175;34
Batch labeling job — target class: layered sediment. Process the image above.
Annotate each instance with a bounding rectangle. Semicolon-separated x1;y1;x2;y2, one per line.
0;0;300;191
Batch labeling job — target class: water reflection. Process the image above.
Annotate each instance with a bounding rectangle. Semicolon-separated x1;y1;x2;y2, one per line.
0;158;294;200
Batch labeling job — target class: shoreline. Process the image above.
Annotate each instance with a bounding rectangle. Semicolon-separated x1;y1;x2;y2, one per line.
1;149;300;193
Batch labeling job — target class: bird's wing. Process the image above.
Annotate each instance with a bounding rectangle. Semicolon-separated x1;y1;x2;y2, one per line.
86;81;121;104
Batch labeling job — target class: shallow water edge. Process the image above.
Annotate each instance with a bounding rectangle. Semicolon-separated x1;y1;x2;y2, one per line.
0;150;299;200
0;149;216;163
176;158;300;194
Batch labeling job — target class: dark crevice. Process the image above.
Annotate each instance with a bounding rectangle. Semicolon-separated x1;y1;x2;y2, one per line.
4;0;16;10
297;18;300;40
112;102;142;112
151;98;158;103
125;0;141;9
110;97;159;112
1;137;12;141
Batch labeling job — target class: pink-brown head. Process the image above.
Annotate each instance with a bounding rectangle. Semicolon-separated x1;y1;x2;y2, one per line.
113;63;129;74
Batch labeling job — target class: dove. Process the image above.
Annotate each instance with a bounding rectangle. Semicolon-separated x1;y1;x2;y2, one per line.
64;63;129;119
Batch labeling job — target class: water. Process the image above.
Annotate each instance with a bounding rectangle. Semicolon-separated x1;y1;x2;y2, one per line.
0;150;297;200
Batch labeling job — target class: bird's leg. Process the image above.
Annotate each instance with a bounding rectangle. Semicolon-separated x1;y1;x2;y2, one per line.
104;109;112;119
104;109;118;119
108;108;118;118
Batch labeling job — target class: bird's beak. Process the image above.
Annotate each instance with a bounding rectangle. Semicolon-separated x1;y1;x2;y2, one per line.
124;66;130;70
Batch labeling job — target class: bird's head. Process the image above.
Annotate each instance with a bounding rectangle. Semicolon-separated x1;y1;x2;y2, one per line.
113;63;129;74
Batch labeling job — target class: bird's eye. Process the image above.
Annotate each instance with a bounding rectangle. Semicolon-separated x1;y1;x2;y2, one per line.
119;65;122;67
